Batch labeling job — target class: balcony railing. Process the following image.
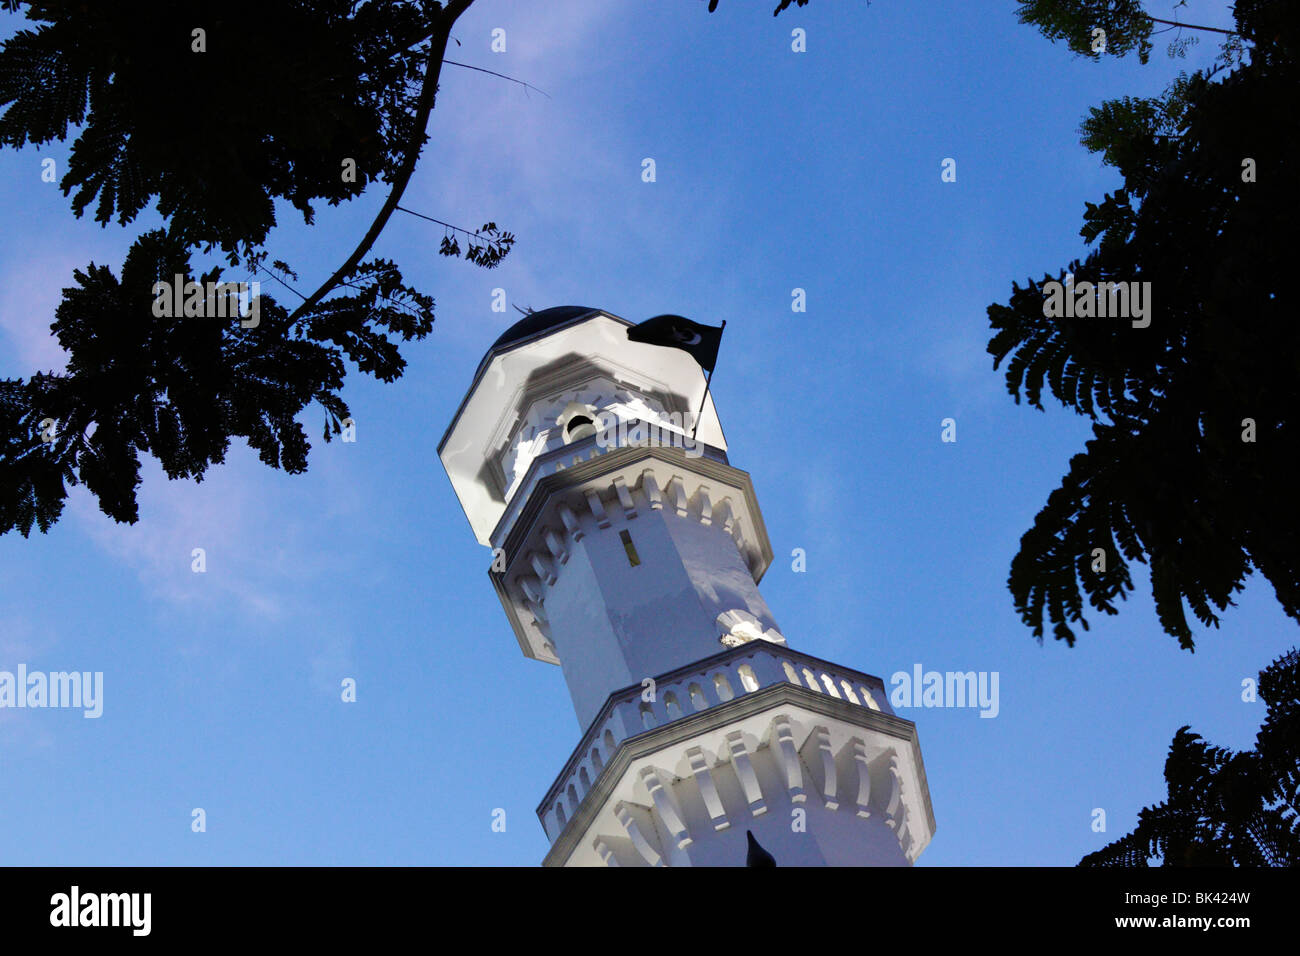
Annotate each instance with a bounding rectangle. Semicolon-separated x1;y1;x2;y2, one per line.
491;421;728;548
536;642;894;840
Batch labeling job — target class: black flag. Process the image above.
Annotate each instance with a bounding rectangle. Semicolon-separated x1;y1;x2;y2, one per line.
626;314;724;372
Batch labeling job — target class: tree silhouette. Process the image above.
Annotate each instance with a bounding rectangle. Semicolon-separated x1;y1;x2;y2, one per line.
1014;0;1246;64
0;0;513;535
1081;647;1299;866
987;0;1299;648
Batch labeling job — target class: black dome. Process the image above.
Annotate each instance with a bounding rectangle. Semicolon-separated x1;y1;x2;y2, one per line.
490;306;599;351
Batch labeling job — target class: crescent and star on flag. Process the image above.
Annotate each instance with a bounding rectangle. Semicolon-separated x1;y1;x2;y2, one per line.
626;314;726;439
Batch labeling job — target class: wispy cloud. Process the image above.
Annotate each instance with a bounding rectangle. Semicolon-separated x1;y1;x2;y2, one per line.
67;454;296;620
0;248;80;375
0;614;59;749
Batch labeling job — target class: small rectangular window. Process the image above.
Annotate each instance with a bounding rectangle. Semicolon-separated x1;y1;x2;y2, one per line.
619;529;641;567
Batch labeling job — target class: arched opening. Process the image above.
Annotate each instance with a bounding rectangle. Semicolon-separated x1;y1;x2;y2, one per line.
558;400;598;444
689;683;708;711
713;673;735;702
738;664;759;693
564;414;595;442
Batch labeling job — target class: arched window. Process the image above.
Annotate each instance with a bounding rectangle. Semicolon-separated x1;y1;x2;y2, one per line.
558;400;597;444
565;415;595;442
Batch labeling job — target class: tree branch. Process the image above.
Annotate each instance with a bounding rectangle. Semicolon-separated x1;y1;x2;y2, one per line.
1142;14;1238;37
287;0;477;324
443;58;550;97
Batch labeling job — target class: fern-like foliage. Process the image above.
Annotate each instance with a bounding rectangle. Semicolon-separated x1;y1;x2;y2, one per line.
0;0;517;535
0;0;440;261
0;231;434;535
988;0;1300;649
1015;0;1155;62
706;0;819;16
1081;648;1300;866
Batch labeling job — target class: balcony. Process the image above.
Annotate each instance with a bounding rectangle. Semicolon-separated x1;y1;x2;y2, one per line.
537;642;893;840
491;420;728;550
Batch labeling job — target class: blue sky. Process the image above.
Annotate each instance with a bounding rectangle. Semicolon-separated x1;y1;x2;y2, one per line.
0;0;1281;866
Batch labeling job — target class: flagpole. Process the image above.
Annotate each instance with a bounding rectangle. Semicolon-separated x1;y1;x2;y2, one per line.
691;319;724;441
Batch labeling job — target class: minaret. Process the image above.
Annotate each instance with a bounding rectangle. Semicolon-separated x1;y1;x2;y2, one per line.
440;307;935;866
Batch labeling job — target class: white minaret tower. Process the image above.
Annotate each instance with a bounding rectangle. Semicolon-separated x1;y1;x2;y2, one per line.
440;307;935;866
